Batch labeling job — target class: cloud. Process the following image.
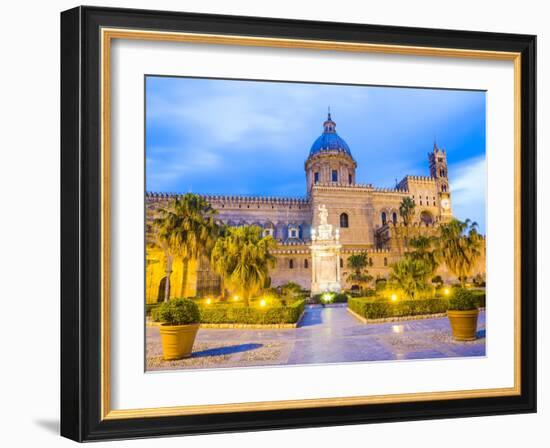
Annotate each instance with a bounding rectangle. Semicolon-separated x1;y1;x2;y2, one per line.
449;156;486;233
145;76;486;220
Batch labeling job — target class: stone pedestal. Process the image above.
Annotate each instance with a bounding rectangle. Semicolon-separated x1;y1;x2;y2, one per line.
310;205;342;294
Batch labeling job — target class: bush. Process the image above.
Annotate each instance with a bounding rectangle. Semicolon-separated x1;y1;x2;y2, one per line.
311;292;349;304
470;289;486;308
431;275;443;285
146;302;161;316
348;296;449;320
375;278;387;292
198;299;305;324
448;288;478;311
152;298;200;325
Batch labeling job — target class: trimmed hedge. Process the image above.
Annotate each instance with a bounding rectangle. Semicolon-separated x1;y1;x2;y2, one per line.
198;299;305;324
470;290;486;308
348;297;450;320
146;302;161;316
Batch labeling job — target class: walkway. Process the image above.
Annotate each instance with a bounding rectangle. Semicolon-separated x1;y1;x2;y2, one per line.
146;304;486;371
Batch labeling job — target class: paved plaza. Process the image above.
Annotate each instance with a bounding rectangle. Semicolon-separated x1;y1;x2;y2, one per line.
146;304;486;371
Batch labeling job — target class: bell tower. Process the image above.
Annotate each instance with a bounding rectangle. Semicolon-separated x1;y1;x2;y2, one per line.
428;142;452;221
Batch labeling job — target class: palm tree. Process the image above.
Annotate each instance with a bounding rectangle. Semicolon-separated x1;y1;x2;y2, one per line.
153;209;183;303
153;194;218;301
346;253;373;290
211;226;277;306
408;235;438;276
435;218;483;287
389;257;430;300
399;197;416;226
396;197;416;253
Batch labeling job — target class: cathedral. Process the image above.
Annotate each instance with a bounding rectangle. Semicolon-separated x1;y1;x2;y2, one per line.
145;112;483;303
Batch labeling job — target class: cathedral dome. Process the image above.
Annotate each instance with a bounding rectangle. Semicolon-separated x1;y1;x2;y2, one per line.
309;111;353;158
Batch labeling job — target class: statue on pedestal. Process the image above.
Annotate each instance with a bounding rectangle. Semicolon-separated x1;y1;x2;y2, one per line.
309;204;342;294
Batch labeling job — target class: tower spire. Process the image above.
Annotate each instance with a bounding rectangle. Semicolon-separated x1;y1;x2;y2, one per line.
323;107;335;133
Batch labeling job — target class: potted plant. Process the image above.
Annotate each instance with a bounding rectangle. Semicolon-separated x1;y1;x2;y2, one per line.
447;288;479;341
152;298;201;360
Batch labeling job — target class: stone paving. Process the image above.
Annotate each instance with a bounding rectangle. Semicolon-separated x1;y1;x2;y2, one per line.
146;304;486;371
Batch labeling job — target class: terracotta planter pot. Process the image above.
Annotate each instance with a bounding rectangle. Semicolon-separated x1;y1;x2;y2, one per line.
447;309;479;341
159;323;200;360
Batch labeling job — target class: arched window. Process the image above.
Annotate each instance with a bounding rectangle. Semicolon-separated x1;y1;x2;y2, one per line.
304;259;308;269
348;174;352;184
381;212;387;226
288;225;298;239
340;213;349;228
262;223;274;238
332;170;338;182
157;276;169;302
289;259;294;269
384;257;388;266
392;212;397;225
420;211;434;225
314;172;319;184
369;257;373;266
340;258;344;268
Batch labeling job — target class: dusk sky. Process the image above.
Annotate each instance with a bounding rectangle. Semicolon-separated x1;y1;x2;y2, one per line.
146;76;486;233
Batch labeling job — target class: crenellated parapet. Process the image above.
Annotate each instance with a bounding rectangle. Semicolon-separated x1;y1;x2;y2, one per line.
146;191;310;207
396;175;437;191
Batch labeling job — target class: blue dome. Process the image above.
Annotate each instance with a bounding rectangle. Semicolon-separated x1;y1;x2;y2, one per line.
309;133;352;156
308;112;353;158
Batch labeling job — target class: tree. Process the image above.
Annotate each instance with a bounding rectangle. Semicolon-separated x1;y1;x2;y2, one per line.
435;218;483;287
408;235;438;275
153;194;218;301
153;211;180;302
399;197;416;226
346;253;373;290
280;281;303;298
210;226;277;306
389;257;431;300
395;197;417;254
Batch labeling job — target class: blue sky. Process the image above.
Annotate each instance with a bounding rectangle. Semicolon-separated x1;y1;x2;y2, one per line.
146;76;486;233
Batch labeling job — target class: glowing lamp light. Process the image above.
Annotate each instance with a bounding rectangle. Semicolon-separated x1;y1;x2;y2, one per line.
259;299;267;307
322;293;333;303
205;298;212;305
391;293;398;302
392;324;403;334
233;295;239;301
443;288;450;296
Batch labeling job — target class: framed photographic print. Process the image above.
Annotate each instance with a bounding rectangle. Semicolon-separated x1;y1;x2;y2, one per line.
60;6;537;442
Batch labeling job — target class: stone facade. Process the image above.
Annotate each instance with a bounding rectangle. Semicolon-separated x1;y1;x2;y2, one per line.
145;113;485;303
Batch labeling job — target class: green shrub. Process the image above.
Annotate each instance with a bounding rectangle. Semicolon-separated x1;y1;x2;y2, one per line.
375;278;387;292
199;299;305;324
448;288;478;311
152;298;200;325
310;292;348;304
332;292;349;303
348;296;449;320
470;289;486;308
431;275;443;285
145;302;161;316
